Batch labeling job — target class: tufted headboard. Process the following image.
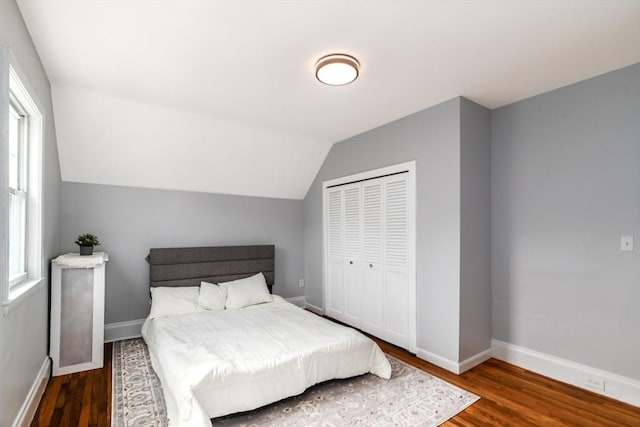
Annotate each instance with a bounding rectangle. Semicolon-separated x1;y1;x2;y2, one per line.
146;245;275;291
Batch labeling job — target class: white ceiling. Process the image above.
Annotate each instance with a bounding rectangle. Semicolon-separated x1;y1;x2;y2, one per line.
17;0;640;199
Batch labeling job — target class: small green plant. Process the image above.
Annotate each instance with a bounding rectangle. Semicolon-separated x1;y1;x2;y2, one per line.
75;233;101;247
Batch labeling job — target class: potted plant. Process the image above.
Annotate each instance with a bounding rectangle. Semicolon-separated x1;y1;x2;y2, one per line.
75;233;101;256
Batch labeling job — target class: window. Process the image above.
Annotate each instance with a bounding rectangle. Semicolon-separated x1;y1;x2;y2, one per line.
9;97;28;287
2;58;44;310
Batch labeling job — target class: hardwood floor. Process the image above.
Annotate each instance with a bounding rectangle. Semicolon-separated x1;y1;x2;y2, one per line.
31;340;639;426
32;344;111;427
376;339;640;426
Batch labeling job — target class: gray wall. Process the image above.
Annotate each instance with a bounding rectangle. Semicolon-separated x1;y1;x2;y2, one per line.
304;97;492;363
492;63;640;380
0;1;62;425
459;98;492;361
61;182;304;324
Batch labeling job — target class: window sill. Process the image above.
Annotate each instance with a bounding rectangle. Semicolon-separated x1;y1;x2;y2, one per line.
2;277;45;316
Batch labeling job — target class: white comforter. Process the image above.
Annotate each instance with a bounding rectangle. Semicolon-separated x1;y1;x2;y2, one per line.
141;296;391;427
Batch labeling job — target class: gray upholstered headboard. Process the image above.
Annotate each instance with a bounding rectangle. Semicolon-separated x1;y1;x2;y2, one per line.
146;245;275;291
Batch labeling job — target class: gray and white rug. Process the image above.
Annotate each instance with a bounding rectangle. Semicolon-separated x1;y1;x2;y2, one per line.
112;338;167;426
112;338;479;426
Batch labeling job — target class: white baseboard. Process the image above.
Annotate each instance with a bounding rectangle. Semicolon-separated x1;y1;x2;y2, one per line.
417;347;492;374
12;357;50;427
492;339;640;407
285;296;306;307
104;319;145;342
459;348;493;373
304;302;325;316
416;348;459;373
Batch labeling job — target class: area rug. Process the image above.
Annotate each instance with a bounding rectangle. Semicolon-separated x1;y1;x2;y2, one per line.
112;338;479;426
112;338;167;426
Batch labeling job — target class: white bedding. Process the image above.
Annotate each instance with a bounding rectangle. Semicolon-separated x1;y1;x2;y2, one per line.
141;295;391;427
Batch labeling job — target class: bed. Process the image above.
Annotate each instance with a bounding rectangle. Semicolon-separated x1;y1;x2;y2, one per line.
141;245;392;427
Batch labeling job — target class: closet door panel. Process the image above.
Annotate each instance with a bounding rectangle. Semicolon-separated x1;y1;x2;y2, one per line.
326;188;344;320
361;181;384;336
342;184;362;325
383;176;410;348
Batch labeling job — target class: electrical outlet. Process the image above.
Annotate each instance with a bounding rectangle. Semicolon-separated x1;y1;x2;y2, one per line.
585;376;605;391
299;279;305;288
620;236;634;251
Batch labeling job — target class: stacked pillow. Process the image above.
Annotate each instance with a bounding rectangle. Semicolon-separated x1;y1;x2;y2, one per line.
216;272;273;308
198;281;228;311
148;272;272;319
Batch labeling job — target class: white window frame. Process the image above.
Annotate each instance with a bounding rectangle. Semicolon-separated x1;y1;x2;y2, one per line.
1;48;44;314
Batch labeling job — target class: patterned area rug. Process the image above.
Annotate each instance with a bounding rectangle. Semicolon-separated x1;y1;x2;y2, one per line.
112;338;479;426
112;338;167;426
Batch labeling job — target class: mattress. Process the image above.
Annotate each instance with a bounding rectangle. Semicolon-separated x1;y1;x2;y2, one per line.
141;295;392;427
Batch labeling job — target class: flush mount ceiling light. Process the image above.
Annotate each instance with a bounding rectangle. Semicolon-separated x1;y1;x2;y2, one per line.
315;54;360;86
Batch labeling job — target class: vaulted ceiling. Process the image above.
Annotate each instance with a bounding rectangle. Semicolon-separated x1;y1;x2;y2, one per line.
17;0;640;199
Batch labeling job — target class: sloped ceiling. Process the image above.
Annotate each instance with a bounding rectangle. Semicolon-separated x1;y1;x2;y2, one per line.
17;0;640;199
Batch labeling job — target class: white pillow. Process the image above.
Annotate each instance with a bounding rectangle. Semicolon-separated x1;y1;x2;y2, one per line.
219;272;272;308
149;286;200;319
198;281;227;311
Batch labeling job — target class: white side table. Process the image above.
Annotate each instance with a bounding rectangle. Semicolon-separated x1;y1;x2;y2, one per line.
50;252;108;376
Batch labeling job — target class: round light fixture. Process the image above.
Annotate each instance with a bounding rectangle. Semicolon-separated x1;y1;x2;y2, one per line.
315;54;360;86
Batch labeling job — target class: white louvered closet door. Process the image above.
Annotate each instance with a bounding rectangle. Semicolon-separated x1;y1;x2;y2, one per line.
324;163;415;352
361;180;384;338
382;175;411;349
325;187;345;321
342;183;362;326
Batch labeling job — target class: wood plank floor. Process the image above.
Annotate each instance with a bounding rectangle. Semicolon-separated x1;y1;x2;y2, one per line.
31;340;639;426
32;344;111;427
375;339;640;426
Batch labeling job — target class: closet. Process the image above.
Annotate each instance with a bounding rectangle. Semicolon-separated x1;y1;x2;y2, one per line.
323;162;416;352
